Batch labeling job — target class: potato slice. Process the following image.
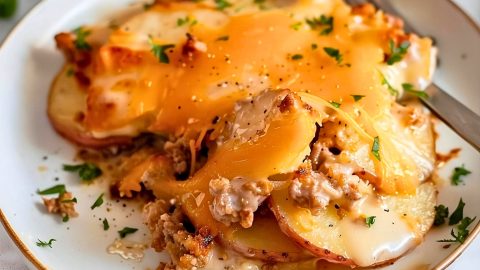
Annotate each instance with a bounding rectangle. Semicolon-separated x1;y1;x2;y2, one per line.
48;65;131;148
219;211;312;262
138;91;321;236
298;93;436;195
269;182;436;267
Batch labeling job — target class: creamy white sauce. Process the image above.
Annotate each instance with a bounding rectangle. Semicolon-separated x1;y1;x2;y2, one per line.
340;196;416;267
107;239;147;261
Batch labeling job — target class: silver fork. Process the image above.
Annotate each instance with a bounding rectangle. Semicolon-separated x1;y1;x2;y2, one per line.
346;0;480;152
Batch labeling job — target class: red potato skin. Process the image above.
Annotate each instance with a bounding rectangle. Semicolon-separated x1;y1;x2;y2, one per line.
269;198;420;268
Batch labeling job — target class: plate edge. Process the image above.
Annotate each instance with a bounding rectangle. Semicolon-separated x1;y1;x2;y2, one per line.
0;0;478;270
0;209;47;270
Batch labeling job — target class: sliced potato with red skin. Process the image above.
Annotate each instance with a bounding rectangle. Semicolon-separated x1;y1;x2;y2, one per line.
48;65;131;148
269;182;436;267
219;210;312;263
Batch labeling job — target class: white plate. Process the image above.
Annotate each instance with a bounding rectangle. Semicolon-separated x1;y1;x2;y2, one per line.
0;0;478;269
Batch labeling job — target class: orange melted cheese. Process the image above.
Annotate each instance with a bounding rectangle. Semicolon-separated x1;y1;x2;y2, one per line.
82;0;434;138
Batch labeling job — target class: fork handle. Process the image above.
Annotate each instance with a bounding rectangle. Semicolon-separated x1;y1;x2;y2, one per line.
422;84;480;152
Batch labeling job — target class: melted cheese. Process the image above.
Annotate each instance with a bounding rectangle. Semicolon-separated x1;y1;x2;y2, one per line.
72;0;434;138
107;239;147;261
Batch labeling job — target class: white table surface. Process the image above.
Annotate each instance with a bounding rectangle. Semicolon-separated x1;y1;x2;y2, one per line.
0;0;478;269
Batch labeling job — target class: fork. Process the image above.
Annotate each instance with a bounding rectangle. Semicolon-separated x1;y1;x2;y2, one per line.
346;0;480;152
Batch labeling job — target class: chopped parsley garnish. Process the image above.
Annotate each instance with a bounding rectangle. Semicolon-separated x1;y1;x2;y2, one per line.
72;27;92;51
305;15;334;35
451;165;471;186
254;0;267;10
351;95;365;102
91;193;104;210
438;216;476;244
290;22;302;31
143;2;154;10
291;54;303;60
365;216;376;228
62;215;70;223
216;35;230;41
0;0;17;19
103;218;110;231
434;205;449;226
386;39;410;65
176;16;197;27
118;227;138;238
214;0;232;11
149;39;175;64
323;47;342;65
371;136;381;161
61;197;77;204
36;239;56;248
63;163;102;181
66;68;75;77
329;101;341;108
37;184;66;195
379;72;399;96
402;83;429;99
311;43;318;50
449;198;465;225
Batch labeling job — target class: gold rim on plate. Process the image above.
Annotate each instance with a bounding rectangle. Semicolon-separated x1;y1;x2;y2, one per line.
0;0;478;269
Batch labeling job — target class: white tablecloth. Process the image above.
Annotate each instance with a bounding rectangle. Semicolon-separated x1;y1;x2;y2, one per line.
0;0;478;269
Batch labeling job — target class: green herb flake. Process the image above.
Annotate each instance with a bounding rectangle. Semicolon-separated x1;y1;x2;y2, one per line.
290;22;303;31
311;43;318;50
0;0;17;18
451;165;471;186
438;216;476;244
177;16;197;27
254;0;268;10
449;198;465;225
216;35;230;41
36;239;56;248
72;27;92;51
323;47;342;64
63;163;102;181
291;54;303;60
351;95;365;102
61;197;77;204
402;83;429;99
62;215;70;223
149;39;175;64
118;227;138;238
434;205;449;226
380;72;399;97
37;184;66;195
305;15;334;35
371;136;381;161
215;0;232;11
66;68;75;77
386;39;410;65
329;101;341;108
143;2;154;10
91;193;104;210
103;218;110;231
365;216;376;228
